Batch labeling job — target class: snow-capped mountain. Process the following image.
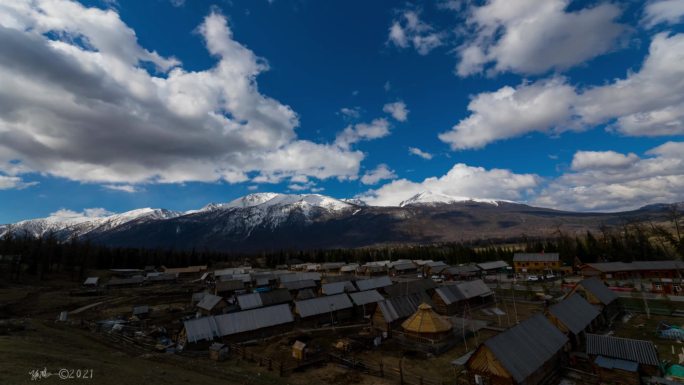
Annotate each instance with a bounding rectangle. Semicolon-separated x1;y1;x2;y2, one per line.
0;192;676;252
399;191;504;207
0;208;182;240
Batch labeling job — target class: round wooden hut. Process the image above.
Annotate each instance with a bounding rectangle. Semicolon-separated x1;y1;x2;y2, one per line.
401;303;453;340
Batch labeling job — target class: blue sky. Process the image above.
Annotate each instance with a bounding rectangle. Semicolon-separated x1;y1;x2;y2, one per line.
1;0;684;223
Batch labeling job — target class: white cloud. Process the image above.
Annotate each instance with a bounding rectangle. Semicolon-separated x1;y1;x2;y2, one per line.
456;0;625;76
48;207;113;223
339;107;361;120
103;184;140;193
0;1;363;188
169;0;185;7
408;147;433;160
383;101;409;122
334;118;391;149
439;78;578;149
441;33;684;149
0;175;37;190
360;164;397;185
388;9;444;55
643;0;684;28
359;163;539;206
384;81;391;91
535;142;684;211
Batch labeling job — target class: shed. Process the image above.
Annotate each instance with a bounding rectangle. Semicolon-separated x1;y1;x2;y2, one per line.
209;343;229;361
292;340;307;360
83;277;99;287
466;314;568;385
373;293;434;333
197;294;227;315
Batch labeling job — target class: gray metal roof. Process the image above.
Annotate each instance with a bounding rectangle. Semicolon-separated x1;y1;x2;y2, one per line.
83;277;99;285
237;293;263;310
385;279;437;298
132;305;149;315
444;265;480;275
279;272;321;283
377;293;433;323
197;294;224;311
184;304;294;343
391;262;417;271
322;281;357;295
282;279;317;290
548;294;600;335
476;261;510;270
320;262;346;270
259;289;292;306
594;356;639;372
295;294;353;318
585;260;684;273
483;314;568;383
296;288;316;300
513;253;559;262
349;290;384;306
192;291;209;302
355;276;392;291
215;279;244;292
586;334;659;366
435;280;492;305
106;276;144;286
578;277;618;305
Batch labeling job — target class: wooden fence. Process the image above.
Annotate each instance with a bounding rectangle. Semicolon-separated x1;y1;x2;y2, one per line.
329;352;459;385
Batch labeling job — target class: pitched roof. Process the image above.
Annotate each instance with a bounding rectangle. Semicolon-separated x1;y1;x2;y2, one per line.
391;262;418;271
349;290;385;306
476;261;510;270
83;277;99;285
237;293;263;310
481;314;568;383
385;279;437;298
259;289;292;307
163;265;207;274
215;279;244;292
132;305;149;315
578;277;618;305
594;356;639;372
282;279;317;290
279;272;321;282
321;281;357;295
197;294;224;311
548;294;600;334
435;280;492;305
401;303;452;334
377;293;434;323
444;265;480;275
586;334;659;366
106;276;144;286
584;260;684;273
183;304;294;343
295;294;353;318
296;288;317;300
513;253;559;262
355;276;392;291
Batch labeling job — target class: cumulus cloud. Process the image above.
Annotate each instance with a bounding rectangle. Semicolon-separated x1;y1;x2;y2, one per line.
408;147;433;160
383;101;409;122
456;0;625;76
388;9;444;55
439;78;578;149
334;118;391;149
0;175;37;190
535;142;684;211
103;184;140;193
47;207;113;223
358;163;539;206
441;33;684;149
360;164;397;185
643;0;684;28
0;1;363;188
339;107;361;120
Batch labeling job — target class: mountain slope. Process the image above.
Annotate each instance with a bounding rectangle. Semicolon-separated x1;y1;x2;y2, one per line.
0;193;677;251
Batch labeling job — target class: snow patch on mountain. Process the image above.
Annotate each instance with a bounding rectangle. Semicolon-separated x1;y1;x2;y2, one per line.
399;191;506;207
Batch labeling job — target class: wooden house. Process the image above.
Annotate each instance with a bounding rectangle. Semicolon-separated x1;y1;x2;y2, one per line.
579;260;684;280
389;261;418;276
476;260;510;276
546;294;600;348
348;290;384;318
565;277;620;325
423;261;449;277
355;276;392;292
432;280;493;315
466;314;568;385
196;293;228;316
442;265;480;281
513;253;561;274
181;304;294;346
586;334;661;384
384;278;437;298
294;294;353;326
83;277;99;287
214;279;245;296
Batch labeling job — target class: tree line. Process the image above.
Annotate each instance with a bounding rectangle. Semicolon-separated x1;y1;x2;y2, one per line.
1;207;681;282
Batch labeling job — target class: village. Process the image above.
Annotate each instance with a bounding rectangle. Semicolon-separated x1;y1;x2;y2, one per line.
2;253;682;385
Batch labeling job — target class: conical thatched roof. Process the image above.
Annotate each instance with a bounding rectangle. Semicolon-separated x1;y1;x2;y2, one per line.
401;303;452;334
